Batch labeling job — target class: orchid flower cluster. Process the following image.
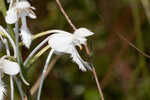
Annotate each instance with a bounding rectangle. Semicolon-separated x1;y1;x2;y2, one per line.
0;0;95;100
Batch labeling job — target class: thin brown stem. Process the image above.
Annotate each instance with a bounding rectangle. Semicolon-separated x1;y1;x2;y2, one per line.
117;33;150;59
85;46;105;100
56;0;77;31
92;66;104;100
24;56;60;100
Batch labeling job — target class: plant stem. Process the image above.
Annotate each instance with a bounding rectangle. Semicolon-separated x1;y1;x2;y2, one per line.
14;76;25;100
24;37;50;66
15;23;29;86
56;0;76;31
37;49;54;100
92;66;104;100
26;45;50;68
10;76;14;100
32;31;52;40
131;0;148;78
24;56;59;100
117;33;150;59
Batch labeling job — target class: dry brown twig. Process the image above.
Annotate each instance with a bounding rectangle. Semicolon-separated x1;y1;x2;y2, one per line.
117;33;150;59
56;0;76;31
101;32;135;88
92;66;104;100
24;56;60;100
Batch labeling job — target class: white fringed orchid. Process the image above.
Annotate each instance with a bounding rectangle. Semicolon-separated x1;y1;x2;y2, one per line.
27;27;94;100
48;28;94;71
5;1;36;48
5;1;36;24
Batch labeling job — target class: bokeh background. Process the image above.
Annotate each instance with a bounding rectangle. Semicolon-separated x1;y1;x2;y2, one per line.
1;0;150;100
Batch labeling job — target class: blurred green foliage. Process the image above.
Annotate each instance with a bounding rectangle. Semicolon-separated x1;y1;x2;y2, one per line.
1;0;150;100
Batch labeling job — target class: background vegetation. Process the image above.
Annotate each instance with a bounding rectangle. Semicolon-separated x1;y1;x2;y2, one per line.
1;0;150;100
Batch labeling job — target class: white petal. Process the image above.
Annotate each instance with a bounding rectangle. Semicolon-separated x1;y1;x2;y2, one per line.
20;25;32;48
0;81;6;100
15;1;31;9
0;59;20;75
73;28;94;37
5;8;18;24
48;33;73;53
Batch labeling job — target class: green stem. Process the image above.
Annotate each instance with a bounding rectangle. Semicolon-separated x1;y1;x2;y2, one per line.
26;45;50;69
0;0;7;16
129;1;149;95
131;0;148;78
15;22;29;86
32;31;51;40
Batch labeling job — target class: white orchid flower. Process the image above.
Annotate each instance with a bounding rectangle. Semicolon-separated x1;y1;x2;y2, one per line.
34;28;94;100
0;56;20;76
48;27;94;71
5;1;36;48
25;28;94;71
5;1;36;24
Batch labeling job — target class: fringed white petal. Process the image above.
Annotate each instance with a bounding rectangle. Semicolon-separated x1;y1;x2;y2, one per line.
73;28;94;37
5;8;18;24
71;53;87;71
71;46;91;71
0;59;20;75
71;46;90;72
20;25;32;48
0;81;6;100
